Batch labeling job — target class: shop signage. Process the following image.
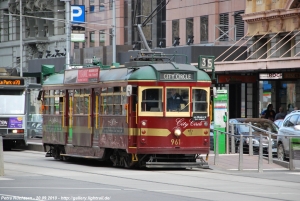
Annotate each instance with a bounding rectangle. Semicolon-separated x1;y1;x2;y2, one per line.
218;75;256;83
259;73;282;79
283;72;300;79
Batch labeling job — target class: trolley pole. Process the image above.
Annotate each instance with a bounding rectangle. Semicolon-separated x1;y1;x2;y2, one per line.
0;136;4;176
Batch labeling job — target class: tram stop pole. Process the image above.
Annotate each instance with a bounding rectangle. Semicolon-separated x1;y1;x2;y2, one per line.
0;136;4;176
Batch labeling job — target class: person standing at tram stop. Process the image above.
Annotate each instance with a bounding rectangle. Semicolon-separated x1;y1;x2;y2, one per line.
265;104;276;121
167;89;186;111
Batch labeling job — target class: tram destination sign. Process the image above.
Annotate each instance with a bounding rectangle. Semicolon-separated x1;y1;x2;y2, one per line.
159;72;195;81
0;78;24;85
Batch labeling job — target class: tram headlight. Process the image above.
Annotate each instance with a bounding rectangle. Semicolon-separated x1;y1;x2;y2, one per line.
174;128;181;137
12;130;18;133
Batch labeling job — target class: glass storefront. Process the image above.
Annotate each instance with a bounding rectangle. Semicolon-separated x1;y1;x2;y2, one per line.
259;79;299;116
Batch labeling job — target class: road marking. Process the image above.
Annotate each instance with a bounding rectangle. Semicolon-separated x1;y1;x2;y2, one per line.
0;178;14;180
288;172;300;175
227;168;287;171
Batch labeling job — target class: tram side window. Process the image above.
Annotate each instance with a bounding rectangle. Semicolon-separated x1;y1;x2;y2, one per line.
100;87;127;115
74;89;90;115
192;89;207;112
43;90;65;115
141;88;162;112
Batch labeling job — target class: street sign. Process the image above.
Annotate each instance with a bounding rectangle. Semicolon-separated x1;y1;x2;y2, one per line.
71;5;85;24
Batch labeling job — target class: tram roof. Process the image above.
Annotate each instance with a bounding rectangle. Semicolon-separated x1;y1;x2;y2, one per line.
42;62;210;85
43;73;64;85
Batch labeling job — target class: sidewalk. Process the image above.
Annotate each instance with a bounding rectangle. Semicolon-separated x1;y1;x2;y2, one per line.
25;139;289;171
206;152;289;171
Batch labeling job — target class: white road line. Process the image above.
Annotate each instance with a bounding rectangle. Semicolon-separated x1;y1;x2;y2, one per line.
0;178;14;180
0;187;121;190
227;168;287;171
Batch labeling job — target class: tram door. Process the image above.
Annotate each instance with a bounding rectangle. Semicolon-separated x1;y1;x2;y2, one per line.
128;86;138;147
72;88;93;147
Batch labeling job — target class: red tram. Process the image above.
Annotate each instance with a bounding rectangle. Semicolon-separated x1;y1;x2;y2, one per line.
41;56;212;168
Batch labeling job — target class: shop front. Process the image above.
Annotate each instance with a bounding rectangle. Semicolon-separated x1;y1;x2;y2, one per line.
258;72;300;116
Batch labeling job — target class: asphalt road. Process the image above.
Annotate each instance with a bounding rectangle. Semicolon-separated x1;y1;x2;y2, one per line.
1;150;300;201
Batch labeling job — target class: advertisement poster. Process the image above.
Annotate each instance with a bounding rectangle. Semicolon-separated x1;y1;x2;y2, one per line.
0;117;23;128
213;90;228;154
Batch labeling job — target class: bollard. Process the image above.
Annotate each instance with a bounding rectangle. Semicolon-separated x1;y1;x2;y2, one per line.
268;133;273;164
289;137;294;171
258;134;263;173
0;136;4;176
231;124;235;154
214;130;219;165
238;134;243;171
248;122;253;156
226;130;229;154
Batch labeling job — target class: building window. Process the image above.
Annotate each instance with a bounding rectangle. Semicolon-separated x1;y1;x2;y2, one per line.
186;18;193;45
74;0;80;4
90;5;95;12
156;0;166;48
234;11;244;40
90;31;95;47
99;30;105;46
109;0;113;10
172;19;179;45
99;0;105;11
200;16;208;43
109;28;113;45
124;0;128;44
219;13;229;41
74;42;79;49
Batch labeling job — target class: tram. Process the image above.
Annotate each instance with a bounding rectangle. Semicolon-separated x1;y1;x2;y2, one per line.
41;53;212;169
0;68;31;149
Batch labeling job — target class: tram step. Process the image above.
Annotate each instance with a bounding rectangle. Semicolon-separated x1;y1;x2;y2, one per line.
60;153;102;159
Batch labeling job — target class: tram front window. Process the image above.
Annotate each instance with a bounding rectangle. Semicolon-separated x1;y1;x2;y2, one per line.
167;88;188;112
141;88;162;112
192;88;208;112
0;90;25;114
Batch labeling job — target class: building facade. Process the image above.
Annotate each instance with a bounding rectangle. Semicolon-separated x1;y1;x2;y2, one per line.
216;0;300;118
6;0;286;119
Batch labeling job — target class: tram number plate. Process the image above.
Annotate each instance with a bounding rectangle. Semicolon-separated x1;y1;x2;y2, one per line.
171;139;180;146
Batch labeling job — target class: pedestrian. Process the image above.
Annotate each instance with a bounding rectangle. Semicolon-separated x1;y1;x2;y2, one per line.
275;106;286;120
167;88;186;111
265;104;276;121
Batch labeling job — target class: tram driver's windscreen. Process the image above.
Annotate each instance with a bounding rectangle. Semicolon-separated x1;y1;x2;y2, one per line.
0;89;25;114
167;88;188;112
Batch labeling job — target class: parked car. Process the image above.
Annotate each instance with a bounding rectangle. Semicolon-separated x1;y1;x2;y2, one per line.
274;119;284;128
277;110;300;161
29;123;43;138
229;118;278;154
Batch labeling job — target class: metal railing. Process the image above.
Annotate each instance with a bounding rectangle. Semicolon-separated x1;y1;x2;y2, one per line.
212;122;300;172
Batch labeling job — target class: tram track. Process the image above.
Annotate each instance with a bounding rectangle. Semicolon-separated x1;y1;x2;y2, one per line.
3;151;300;201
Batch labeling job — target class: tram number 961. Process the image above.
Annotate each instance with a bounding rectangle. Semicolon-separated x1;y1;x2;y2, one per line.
171;139;180;146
